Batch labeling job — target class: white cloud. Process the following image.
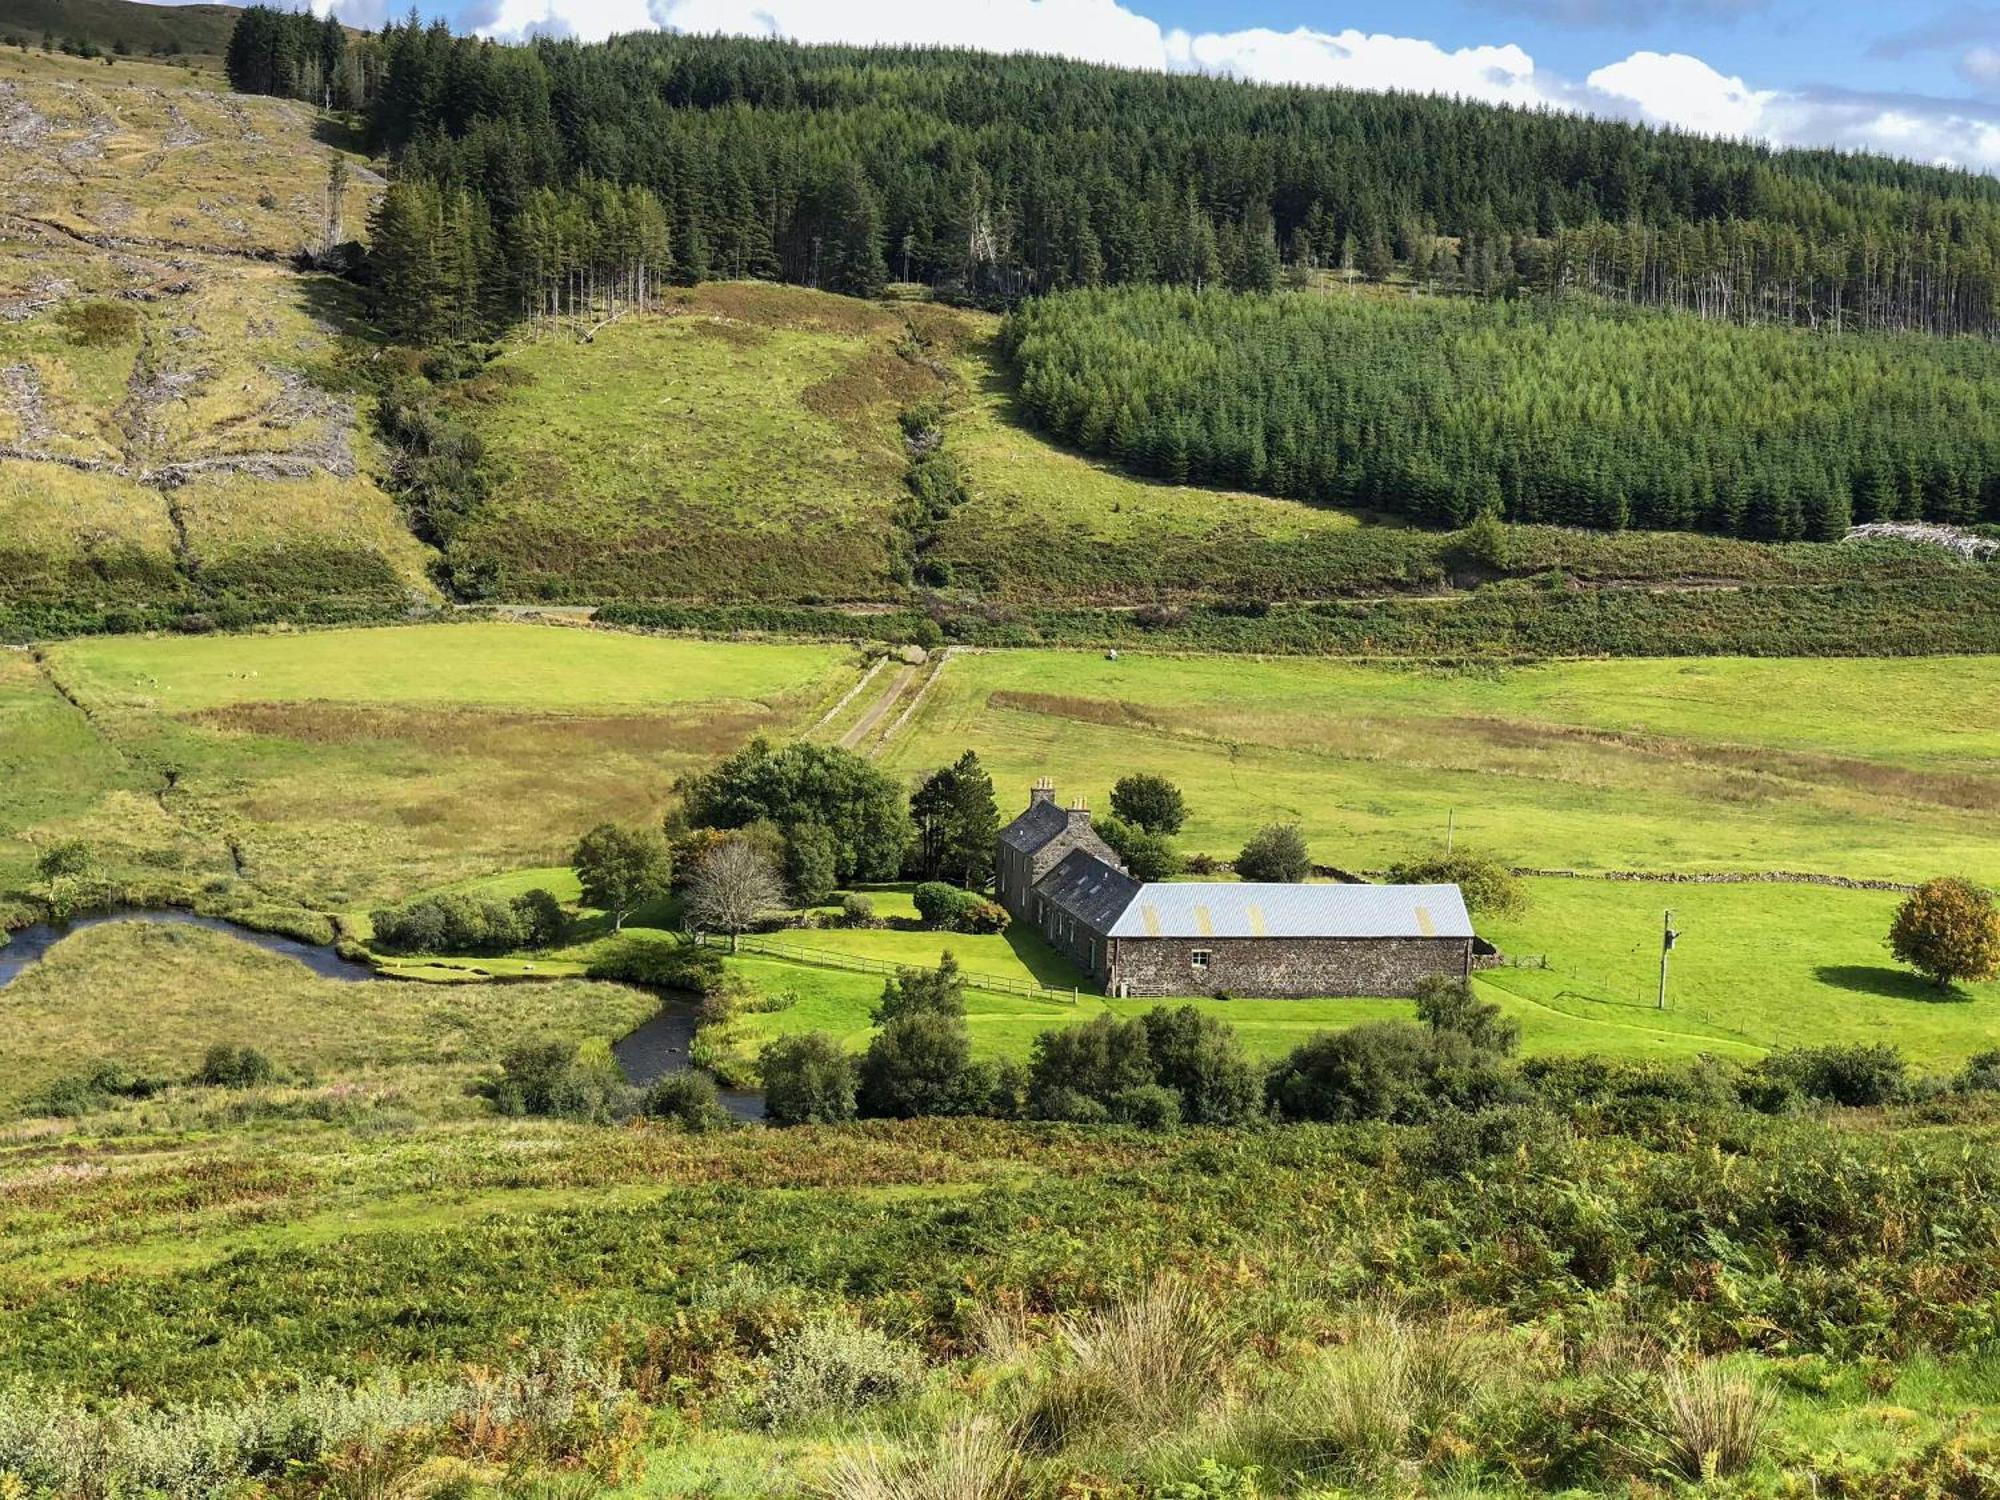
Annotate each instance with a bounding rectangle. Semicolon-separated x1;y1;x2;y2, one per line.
1585;51;1775;139
292;0;2000;174
1165;27;1554;110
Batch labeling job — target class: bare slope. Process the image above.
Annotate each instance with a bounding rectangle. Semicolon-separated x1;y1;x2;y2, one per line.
0;47;430;635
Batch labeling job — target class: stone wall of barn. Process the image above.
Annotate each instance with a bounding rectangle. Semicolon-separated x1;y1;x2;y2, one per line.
1109;936;1472;999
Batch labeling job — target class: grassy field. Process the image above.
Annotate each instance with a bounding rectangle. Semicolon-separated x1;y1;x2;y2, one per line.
3;622;859;913
0;919;655;1112
9;626;1998;1070
880;650;2000;881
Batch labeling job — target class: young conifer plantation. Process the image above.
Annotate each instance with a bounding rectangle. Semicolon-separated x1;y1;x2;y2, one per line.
1002;288;2000;536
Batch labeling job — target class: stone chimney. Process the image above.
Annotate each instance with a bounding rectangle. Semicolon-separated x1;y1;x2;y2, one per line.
1029;776;1056;806
1067;796;1091;829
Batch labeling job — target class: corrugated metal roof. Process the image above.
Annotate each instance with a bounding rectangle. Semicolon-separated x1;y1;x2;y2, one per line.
1105;883;1473;940
1037;849;1142;932
998;799;1068;855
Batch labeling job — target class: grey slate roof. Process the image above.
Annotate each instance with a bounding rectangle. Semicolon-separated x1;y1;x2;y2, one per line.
998;799;1069;855
1037;849;1143;932
1104;882;1473;941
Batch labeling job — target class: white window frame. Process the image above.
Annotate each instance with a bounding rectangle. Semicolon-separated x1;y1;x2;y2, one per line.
1191;949;1212;971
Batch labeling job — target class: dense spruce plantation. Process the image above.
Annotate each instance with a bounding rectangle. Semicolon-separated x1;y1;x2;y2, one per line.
226;8;2000;337
1004;288;2000;536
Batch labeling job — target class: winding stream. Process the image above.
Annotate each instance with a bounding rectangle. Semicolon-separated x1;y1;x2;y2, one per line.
0;909;379;986
0;910;764;1117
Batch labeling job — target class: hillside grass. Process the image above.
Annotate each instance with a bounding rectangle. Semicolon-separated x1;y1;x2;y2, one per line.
453;283;948;601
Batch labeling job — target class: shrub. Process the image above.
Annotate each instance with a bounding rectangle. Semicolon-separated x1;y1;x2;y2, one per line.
27;1060;168;1118
760;1033;858;1126
511;887;567;948
858;1010;975;1119
1889;876;2000;989
912;882;1009;933
755;1315;923;1429
1414;975;1519;1056
588;937;727;995
1140;1005;1265;1125
56;299;138;346
815;1415;1022;1500
1748;1044;1908;1109
876;954;968;1022
34;839;94;881
642;1072;734;1132
1958;1050;2000;1093
1033;1085;1110;1124
194;1045;274;1089
1110;773;1186;835
368;890;558;956
1385;850;1526;919
1236;824;1311;883
840;892;876;927
1095;813;1183;882
1029;1014;1153;1117
490;1040;629;1122
1265;1023;1510;1124
1108;1083;1182;1131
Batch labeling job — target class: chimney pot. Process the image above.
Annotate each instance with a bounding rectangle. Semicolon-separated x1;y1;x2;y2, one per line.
1030;776;1056;806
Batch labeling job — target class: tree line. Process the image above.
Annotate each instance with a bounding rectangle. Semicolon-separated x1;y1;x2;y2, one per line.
1003;287;2000;537
226;8;2000;337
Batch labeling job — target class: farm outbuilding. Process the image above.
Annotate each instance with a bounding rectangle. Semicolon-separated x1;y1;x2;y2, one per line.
996;780;1475;998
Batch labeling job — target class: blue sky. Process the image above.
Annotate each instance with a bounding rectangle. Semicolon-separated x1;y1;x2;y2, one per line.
248;0;2000;171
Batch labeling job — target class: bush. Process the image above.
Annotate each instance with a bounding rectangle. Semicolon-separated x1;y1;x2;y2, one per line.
642;1072;734;1132
1095;813;1183;882
1108;1083;1182;1131
760;1033;858;1126
194;1045;274;1089
1385;851;1526;919
1414;975;1519;1056
368;890;560;956
1029;1014;1154;1117
1748;1044;1908;1109
490;1040;629;1122
1110;773;1186;834
754;1315;923;1429
1034;1085;1111;1124
857;1010;976;1119
586;938;725;995
840;892;876;927
1958;1049;2000;1093
1140;1005;1265;1125
27;1060;168;1118
1266;1023;1511;1124
912;881;1009;933
1236;823;1311;883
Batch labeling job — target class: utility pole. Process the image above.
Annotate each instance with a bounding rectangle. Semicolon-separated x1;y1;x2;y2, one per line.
1445;808;1455;857
1658;909;1679;1011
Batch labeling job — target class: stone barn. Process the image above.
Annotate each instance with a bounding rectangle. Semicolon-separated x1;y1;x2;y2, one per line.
995;780;1475;999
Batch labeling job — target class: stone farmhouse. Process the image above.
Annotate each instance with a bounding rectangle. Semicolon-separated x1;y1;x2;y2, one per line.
996;778;1474;999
